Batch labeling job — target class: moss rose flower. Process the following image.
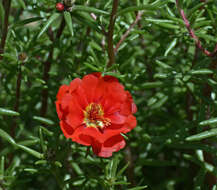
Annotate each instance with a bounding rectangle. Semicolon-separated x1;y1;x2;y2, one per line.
55;73;137;157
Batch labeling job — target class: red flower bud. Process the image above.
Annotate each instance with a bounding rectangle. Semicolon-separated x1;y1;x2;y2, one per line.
56;2;64;11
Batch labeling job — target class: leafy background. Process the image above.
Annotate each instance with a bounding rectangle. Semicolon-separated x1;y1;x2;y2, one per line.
1;0;217;189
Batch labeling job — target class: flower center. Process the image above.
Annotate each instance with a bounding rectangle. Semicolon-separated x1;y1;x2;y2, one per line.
83;103;111;129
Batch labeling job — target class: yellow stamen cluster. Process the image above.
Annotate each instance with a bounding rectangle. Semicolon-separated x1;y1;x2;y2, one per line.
83;103;111;129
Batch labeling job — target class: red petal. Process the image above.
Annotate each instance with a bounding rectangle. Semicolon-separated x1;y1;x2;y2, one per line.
120;91;137;115
55;93;73;120
57;78;81;101
91;140;102;156
82;74;99;103
102;83;127;114
106;123;123;130
120;115;137;133
103;75;119;83
60;93;73;111
91;72;101;78
58;94;84;128
106;82;126;102
56;85;69;100
132;102;137;114
108;112;126;125
126;115;137;129
66;112;83;129
73;85;88;109
60;120;74;138
71;126;103;144
101;127;126;142
104;134;125;148
55;101;62;119
120;101;132;116
77;134;93;146
103;99;121;115
93;78;106;103
95;135;126;158
69;78;82;92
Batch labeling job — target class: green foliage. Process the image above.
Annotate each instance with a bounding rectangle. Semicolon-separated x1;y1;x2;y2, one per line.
0;0;217;189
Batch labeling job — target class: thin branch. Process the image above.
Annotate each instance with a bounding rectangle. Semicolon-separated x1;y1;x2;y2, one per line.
11;63;22;137
0;0;12;59
40;51;53;117
56;18;66;39
40;17;65;117
8;59;24;168
115;11;144;53
10;54;27;138
203;56;217;187
176;1;217;187
192;45;199;68
176;0;217;57
107;0;119;67
180;9;211;56
125;146;135;187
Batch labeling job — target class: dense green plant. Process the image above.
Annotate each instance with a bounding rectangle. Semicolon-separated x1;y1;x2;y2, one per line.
1;0;217;189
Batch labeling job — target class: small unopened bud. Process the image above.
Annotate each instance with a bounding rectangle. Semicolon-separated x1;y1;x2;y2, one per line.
18;52;27;61
56;2;65;11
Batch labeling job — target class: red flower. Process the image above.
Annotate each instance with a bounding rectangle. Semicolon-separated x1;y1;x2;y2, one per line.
55;73;137;157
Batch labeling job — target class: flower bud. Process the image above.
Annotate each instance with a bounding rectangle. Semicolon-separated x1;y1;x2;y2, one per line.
56;2;65;11
18;52;27;62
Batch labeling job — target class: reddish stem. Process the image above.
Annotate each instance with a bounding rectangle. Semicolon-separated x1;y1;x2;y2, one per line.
176;0;217;57
115;11;143;53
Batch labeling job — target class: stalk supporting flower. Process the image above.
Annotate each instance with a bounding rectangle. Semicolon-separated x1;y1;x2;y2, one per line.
56;73;137;157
